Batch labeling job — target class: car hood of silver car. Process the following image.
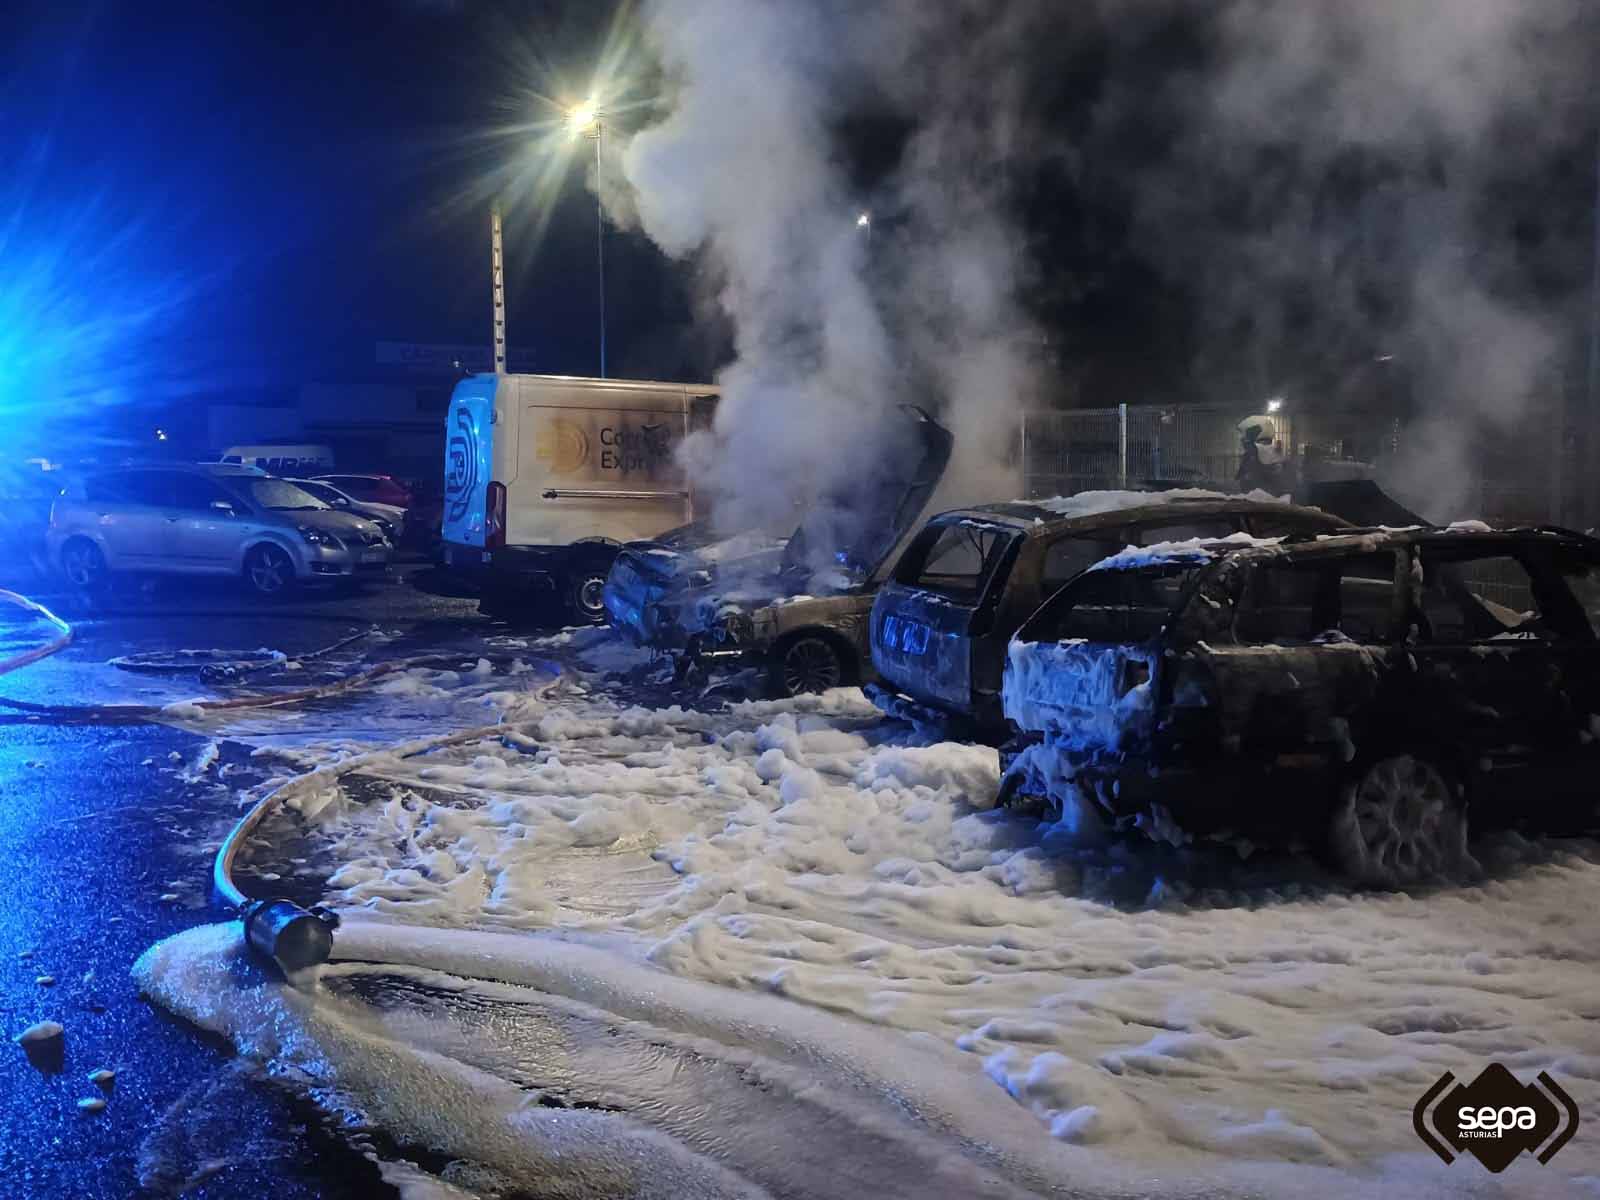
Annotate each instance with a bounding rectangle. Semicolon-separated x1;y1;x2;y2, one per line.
278;507;384;543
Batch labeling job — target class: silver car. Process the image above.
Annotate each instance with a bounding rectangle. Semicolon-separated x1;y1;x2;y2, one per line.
47;464;392;596
290;478;407;544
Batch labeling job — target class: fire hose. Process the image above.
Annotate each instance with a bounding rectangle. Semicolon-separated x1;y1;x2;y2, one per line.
215;675;563;975
0;587;566;971
0;589;73;677
108;629;375;681
0;646;541;722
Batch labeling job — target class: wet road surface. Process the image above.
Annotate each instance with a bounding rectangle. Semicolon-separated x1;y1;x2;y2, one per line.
0;568;498;1197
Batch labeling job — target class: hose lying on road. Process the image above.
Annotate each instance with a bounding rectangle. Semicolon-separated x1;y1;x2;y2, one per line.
0;585;567;973
0;589;73;677
215;672;566;974
109;629;376;680
0;649;536;723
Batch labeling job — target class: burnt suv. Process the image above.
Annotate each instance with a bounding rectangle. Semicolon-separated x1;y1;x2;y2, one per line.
999;525;1600;886
869;492;1348;731
603;406;953;696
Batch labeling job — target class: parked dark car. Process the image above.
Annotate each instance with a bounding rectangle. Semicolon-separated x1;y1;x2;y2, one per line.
869;493;1350;731
312;473;414;510
290;478;406;544
603;406;953;696
998;525;1600;886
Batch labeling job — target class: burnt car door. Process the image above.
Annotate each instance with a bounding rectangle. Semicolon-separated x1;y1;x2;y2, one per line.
874;517;1022;712
1174;549;1404;756
1404;541;1600;811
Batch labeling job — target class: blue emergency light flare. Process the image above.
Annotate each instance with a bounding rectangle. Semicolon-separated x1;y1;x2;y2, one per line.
0;144;210;443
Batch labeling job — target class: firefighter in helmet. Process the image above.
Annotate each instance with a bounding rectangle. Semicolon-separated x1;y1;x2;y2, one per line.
1236;413;1288;495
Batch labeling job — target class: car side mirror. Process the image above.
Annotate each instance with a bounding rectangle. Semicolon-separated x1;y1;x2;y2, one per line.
210;500;236;516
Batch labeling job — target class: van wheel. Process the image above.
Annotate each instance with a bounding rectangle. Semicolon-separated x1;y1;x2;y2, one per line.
1327;752;1471;888
244;544;296;598
566;569;611;626
774;634;850;697
60;539;107;590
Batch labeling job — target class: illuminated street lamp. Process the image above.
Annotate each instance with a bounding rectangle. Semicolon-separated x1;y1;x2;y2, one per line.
567;99;607;378
856;210;871;244
1265;396;1285;414
566;100;600;137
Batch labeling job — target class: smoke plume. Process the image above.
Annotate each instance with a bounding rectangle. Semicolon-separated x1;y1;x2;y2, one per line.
600;0;1595;531
1105;0;1595;520
604;0;1057;544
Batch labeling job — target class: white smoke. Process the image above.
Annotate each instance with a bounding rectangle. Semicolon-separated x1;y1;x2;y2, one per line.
1121;0;1593;520
606;0;1048;541
596;0;1593;532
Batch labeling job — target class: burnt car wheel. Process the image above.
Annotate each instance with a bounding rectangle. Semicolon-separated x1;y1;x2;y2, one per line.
1328;753;1470;888
775;635;848;697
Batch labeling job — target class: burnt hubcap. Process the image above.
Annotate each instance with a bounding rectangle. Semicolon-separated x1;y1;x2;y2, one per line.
781;638;841;695
1352;755;1454;878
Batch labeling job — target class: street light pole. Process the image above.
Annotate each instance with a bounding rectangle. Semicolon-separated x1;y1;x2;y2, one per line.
595;122;606;379
490;204;507;376
566;101;608;378
1586;123;1600;526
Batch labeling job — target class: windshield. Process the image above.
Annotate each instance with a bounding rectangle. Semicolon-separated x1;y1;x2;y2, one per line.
238;478;329;511
294;480;345;505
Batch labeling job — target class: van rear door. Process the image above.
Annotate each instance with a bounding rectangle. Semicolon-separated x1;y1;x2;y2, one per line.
442;375;497;551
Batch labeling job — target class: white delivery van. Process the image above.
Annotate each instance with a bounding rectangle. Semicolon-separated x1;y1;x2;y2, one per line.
440;373;716;622
221;444;336;475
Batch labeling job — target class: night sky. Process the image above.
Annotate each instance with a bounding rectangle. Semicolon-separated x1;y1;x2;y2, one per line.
5;1;1597;442
4;2;687;411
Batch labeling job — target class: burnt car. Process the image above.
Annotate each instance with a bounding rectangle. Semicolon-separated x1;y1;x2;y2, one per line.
868;492;1350;732
998;525;1600;887
603;406;953;696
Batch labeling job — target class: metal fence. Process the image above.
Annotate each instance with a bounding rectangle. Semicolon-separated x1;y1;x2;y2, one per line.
1021;404;1290;500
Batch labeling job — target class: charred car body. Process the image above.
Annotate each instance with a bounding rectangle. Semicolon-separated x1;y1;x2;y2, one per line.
869;492;1350;732
603;406;954;695
999;525;1600;886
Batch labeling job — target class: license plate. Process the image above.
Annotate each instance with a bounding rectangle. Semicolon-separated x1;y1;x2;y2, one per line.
362;549;387;563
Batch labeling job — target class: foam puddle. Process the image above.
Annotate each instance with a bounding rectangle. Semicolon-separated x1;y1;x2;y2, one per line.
135;917;1578;1200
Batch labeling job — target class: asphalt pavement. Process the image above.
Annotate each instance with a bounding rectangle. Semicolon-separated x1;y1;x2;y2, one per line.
0;567;504;1198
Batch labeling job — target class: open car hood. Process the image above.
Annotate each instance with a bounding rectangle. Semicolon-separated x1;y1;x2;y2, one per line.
781;404;954;581
1302;480;1432;528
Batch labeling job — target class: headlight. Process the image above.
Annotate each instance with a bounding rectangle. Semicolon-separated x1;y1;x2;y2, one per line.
297;525;341;548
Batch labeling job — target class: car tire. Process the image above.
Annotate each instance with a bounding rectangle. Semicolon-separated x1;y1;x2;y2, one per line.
773;633;851;697
243;543;297;599
1327;752;1472;888
566;568;611;627
59;538;108;590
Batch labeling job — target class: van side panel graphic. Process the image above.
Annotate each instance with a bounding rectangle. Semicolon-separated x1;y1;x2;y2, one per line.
446;406;479;523
441;377;497;548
